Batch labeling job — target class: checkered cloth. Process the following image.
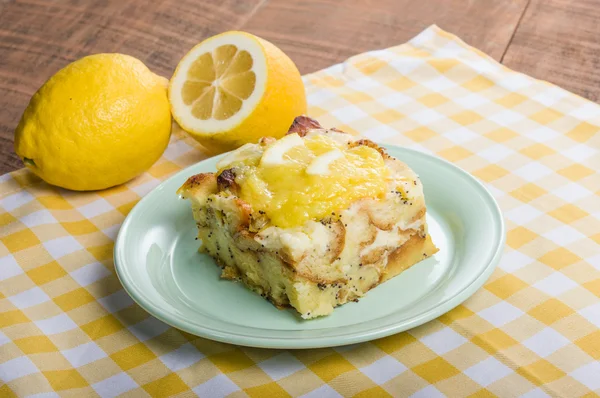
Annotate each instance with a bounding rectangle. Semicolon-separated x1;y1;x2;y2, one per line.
1;25;599;397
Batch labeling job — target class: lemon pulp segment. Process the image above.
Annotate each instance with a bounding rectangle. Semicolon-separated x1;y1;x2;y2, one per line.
181;45;256;121
218;134;389;228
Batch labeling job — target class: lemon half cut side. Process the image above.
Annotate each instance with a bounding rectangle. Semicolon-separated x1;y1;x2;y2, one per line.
169;31;307;154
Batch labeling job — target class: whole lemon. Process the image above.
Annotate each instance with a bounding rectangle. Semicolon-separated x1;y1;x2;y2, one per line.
14;53;171;191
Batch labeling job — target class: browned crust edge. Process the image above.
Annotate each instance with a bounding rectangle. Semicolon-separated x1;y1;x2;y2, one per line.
287;115;323;136
177;172;217;197
216;168;239;193
348;139;390;159
380;233;439;283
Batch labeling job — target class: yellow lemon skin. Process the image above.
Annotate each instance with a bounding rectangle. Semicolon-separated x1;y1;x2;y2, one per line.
14;53;171;191
169;32;307;154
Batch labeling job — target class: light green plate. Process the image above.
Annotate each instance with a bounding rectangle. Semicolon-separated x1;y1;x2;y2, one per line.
115;145;505;349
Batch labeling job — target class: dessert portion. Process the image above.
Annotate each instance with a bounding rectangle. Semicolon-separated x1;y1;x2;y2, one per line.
177;116;438;319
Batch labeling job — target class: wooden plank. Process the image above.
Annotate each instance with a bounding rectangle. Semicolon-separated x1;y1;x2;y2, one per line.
241;0;530;74
502;0;600;102
0;0;263;174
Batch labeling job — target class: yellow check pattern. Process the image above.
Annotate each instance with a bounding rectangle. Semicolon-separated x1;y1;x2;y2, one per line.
1;25;599;397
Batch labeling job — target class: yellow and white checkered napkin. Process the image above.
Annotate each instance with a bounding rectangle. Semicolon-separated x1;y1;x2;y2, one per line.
1;25;599;397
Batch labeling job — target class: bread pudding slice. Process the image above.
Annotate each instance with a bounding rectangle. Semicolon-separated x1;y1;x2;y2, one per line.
177;116;438;319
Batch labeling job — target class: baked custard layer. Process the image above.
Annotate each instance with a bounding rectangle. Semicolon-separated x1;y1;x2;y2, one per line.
178;116;438;318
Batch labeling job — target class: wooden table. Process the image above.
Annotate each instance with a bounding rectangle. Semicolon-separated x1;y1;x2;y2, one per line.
1;0;599;174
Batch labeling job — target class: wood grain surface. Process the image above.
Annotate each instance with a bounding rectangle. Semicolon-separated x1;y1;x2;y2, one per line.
502;0;600;102
242;0;529;72
1;0;599;174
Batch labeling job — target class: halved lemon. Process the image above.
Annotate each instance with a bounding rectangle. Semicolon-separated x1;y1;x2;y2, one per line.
169;31;307;154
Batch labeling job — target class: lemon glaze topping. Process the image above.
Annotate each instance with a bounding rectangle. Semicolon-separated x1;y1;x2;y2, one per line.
217;133;389;228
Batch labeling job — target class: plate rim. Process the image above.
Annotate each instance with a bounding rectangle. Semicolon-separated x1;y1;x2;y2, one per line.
114;144;505;349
